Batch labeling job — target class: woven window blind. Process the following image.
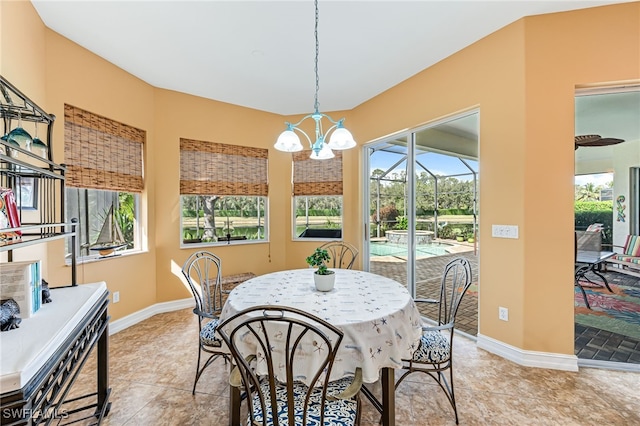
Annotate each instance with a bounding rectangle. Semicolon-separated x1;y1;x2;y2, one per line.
292;150;343;196
179;138;268;196
64;104;145;193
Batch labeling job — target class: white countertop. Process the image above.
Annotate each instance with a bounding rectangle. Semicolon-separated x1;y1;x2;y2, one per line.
0;282;108;393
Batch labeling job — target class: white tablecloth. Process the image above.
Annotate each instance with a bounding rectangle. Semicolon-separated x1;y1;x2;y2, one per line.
220;268;422;384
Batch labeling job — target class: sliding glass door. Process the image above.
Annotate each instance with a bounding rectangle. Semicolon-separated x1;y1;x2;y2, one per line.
364;112;479;335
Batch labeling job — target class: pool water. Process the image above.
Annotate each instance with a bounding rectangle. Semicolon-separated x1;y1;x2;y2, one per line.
370;241;452;257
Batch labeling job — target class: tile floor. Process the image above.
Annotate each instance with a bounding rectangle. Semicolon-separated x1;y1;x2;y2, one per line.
68;307;640;426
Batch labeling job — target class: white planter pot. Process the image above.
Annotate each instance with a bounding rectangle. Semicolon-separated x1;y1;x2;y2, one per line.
313;271;335;292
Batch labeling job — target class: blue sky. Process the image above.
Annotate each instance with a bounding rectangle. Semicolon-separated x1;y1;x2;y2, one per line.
370;150;478;181
371;150;612;187
574;172;613;187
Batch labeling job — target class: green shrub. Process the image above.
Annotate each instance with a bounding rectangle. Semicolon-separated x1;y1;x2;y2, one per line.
394;216;408;230
574;201;613;246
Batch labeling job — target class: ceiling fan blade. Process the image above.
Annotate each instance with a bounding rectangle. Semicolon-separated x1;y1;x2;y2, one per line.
574;134;625;148
574;134;601;145
578;137;625;147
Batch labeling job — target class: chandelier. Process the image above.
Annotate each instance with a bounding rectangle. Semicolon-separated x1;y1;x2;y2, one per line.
274;0;356;160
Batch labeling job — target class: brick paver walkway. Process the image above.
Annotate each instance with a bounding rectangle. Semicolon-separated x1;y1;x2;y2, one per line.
370;250;479;336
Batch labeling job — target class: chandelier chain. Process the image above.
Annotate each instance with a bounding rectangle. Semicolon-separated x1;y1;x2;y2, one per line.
314;0;320;113
273;0;355;158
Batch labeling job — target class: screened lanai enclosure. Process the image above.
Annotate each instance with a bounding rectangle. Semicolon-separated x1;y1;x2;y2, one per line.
365;111;479;336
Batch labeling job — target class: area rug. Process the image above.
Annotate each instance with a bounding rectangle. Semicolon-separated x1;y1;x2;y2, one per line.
575;281;640;340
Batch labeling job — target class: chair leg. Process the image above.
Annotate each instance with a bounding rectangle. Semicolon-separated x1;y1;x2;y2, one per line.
448;368;458;425
192;345;203;395
194;350;228;394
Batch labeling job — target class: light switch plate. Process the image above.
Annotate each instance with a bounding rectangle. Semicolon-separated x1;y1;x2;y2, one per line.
492;224;519;239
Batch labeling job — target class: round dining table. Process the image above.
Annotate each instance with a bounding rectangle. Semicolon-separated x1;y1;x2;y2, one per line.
220;268;423;426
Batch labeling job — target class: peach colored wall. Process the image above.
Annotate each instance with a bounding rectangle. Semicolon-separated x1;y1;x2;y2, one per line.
153;89;288;302
348;19;530;348
41;30;158;321
0;1;46;106
2;1;638;357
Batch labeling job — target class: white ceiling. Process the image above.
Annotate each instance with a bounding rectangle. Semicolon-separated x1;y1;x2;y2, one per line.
31;0;635;116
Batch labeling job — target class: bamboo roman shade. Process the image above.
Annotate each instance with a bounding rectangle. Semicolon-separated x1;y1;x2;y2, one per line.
180;138;268;196
292;150;343;196
64;104;145;193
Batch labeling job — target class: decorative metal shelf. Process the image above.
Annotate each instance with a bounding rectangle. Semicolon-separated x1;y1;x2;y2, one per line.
1;75;76;285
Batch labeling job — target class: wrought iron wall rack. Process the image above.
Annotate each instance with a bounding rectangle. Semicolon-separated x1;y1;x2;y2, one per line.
0;75;77;284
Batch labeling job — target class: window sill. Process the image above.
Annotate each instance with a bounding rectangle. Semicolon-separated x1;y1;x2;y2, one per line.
66;248;148;266
293;237;344;242
180;239;268;249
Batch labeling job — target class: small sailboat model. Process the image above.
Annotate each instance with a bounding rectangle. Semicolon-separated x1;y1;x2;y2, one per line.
89;206;126;256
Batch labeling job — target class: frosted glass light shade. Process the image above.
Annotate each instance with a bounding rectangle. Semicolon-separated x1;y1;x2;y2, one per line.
274;130;303;152
327;127;356;150
310;143;334;160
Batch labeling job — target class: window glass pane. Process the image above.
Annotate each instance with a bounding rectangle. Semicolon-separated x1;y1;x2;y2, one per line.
294;195;343;239
181;195;267;245
65;188;139;259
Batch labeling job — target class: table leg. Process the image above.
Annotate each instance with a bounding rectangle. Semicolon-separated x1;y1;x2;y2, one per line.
229;384;241;426
575;265;592;309
589;266;613;292
381;367;395;426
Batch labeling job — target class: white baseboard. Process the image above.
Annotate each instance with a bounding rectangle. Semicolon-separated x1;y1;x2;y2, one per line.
109;298;193;335
476;333;579;372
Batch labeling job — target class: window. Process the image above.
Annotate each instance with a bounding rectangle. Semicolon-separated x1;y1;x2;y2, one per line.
63;104;144;259
292;150;343;240
179;138;268;246
294;195;342;239
66;189;139;258
181;195;267;244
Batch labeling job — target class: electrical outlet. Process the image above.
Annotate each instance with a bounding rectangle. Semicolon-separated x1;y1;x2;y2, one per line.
498;306;508;321
113;291;120;303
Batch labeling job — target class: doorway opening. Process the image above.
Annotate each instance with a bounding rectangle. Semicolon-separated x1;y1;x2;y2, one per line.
574;86;640;369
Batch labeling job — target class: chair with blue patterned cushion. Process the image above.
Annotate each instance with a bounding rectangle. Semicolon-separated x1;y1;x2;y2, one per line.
396;257;473;425
182;250;230;394
218;305;362;426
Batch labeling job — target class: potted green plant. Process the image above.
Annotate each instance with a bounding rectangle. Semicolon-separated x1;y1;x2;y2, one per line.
306;248;335;291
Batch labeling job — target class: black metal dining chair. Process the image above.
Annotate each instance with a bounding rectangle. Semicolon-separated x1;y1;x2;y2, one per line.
218;305;362;426
318;241;359;269
396;257;473;425
181;250;230;394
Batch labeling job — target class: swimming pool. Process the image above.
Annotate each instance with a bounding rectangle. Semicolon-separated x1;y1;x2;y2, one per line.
370;241;453;257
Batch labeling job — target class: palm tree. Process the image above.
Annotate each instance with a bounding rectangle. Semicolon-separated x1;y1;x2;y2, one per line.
576;182;601;201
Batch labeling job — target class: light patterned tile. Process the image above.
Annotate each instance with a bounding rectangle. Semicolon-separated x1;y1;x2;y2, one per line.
63;307;640;425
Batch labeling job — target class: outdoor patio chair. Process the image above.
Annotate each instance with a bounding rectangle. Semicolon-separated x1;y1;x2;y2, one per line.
318;241;359;269
218;305;362;426
395;257;472;425
604;234;640;278
181;250;230;394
